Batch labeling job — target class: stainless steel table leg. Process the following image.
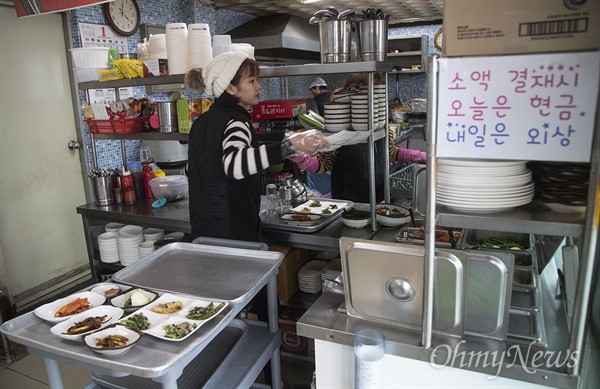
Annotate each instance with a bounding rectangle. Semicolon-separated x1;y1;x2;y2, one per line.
267;276;282;389
43;357;64;389
270;349;282;389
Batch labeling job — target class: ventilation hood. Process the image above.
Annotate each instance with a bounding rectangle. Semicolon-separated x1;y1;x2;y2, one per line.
227;15;320;61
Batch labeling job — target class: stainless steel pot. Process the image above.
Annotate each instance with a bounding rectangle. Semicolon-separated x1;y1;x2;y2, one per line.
319;19;352;63
357;19;388;61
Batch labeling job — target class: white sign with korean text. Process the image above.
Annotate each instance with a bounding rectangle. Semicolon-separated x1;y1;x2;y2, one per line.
437;52;599;162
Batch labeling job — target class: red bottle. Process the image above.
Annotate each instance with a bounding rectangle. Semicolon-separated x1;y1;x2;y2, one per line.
121;170;136;205
143;162;155;199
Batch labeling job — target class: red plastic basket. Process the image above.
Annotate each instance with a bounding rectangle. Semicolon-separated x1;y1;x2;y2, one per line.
86;116;150;134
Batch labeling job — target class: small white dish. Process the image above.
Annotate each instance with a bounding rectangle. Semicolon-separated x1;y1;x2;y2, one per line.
326;123;352;132
90;283;126;298
178;299;227;322
352;123;370;131
143;317;201;342
543;202;586;214
144;293;194;315
34;291;106;323
83;323;142;355
50;305;124;341
110;288;158;311
280;213;321;225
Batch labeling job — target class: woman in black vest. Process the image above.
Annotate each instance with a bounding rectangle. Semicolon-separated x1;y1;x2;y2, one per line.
185;52;328;242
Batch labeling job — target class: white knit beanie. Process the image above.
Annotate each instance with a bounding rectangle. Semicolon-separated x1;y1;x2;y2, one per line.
202;51;249;97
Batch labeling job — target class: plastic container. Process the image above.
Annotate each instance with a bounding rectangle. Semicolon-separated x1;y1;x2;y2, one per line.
121;170;136;205
148;175;188;202
69;47;110;68
73;67;109;84
143;163;155;199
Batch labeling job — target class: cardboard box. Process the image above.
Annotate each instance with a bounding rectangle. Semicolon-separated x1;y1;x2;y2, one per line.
279;307;315;361
270;245;311;301
253;99;307;120
443;0;600;57
177;98;212;133
142;59;168;77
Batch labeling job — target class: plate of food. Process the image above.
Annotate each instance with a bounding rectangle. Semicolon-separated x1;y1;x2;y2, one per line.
90;283;127;298
50;305;124;341
375;204;411;227
83;323;142;355
144;293;194;315
178;300;227;323
143;317;201;342
109;288;159;312
290;199;348;216
34;291;106;323
280;213;321;225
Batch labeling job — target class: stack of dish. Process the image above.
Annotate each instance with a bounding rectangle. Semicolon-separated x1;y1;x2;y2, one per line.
104;222;125;233
143;228;165;243
323;103;351;132
117;225;143;266
321;258;342;293
528;162;589;213
97;232;119;263
437;159;534;213
138;241;155;259
298;260;328;294
350;94;373;131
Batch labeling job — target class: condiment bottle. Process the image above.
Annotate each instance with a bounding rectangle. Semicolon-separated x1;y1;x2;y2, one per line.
121;169;136;205
129;161;145;200
143;162;155;199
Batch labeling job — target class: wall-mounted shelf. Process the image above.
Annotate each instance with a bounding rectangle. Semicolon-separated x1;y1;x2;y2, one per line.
387;35;428;73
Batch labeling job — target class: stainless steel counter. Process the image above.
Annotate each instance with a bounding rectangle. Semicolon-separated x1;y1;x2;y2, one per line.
297;255;575;388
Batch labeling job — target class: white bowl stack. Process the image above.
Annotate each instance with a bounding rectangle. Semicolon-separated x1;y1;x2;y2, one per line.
374;84;387;129
166;23;189;74
143;227;165;244
350;94;377;131
105;222;125;233
138;241;155;259
188;23;213;68
97;232;120;263
298;260;328;294
164;231;185;240
324;103;351;132
117;225;143;266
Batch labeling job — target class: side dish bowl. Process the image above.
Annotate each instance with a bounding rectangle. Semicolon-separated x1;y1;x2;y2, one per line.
83;323;142;355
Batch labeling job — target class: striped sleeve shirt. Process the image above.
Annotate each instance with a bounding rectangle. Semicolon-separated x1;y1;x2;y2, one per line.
221;118;282;180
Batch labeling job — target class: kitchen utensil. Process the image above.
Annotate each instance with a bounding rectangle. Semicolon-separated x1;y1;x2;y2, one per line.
157;102;178;133
318;19;352;63
357;18;388;61
92;176;115;206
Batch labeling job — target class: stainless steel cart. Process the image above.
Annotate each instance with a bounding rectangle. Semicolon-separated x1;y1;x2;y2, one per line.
0;242;284;389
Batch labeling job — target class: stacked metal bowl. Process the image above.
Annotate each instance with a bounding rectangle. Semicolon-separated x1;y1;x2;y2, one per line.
527;162;589;213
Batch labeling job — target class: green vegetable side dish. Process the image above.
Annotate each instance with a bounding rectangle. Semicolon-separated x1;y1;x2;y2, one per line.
123;296;132;308
164;321;197;339
120;313;150;331
470;238;526;250
309;200;321;207
185;302;225;321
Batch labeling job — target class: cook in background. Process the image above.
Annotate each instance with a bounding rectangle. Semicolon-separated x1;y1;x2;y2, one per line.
185;52;328;242
306;77;334;198
289;72;426;203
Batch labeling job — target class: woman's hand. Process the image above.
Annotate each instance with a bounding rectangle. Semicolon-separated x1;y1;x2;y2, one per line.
288;130;329;155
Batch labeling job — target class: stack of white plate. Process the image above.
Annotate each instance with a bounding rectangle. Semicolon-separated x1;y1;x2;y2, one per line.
105;222;125;233
437;159;534;213
97;232;119;263
138;241;155;259
117;225;143;266
321;258;342;293
350;94;377;131
298;260;328;294
323;103;350;132
143;228;165;243
188;23;212;68
165;23;189;74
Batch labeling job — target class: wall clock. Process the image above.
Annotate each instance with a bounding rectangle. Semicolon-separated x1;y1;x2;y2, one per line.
434;28;443;51
104;0;140;36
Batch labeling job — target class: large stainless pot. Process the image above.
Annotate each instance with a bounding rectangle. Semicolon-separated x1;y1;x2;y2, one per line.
319;20;352;63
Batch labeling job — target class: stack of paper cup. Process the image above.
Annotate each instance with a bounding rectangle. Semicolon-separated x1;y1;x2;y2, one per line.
231;43;254;58
166;23;189;74
188;23;213;68
138;241;155;259
212;35;232;57
148;34;168;60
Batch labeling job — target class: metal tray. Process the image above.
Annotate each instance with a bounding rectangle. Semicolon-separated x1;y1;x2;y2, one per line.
464;250;514;341
513;267;536;287
508;308;544;345
0;291;236;378
340;238;466;337
111;242;283;308
511;285;538;310
261;198;353;233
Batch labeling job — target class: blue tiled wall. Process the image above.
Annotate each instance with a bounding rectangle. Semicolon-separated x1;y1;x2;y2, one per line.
69;1;439;171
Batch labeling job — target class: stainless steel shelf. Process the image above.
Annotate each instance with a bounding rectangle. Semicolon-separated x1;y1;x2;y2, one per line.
78;74;185;90
92;132;189;141
437;201;585;237
258;61;393;78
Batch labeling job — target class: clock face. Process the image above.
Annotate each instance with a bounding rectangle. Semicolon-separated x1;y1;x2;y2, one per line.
104;0;140;36
434;29;443;51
